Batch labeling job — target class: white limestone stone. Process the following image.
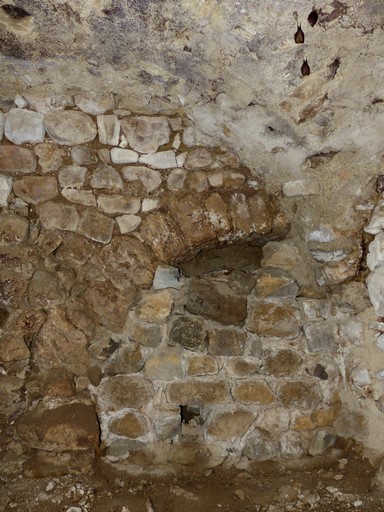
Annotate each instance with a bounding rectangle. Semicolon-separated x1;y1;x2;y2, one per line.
310;250;346;263
97;115;120;146
282;179;320;197
58;165;87;189
142;198;159;212
367;232;384;271
352;369;371;386
5;108;45;144
74;91;115;115
305;227;335;243
367;265;384;316
376;334;384;351
111;148;139;164
44;110;97;145
122;166;162;192
139;150;177;169
176;152;187;167
0;112;4;141
153;266;184;290
365;200;384;235
61;189;96;206
116;214;142;234
23;93;74;114
173;133;181;149
0;175;12;206
97;195;141;214
14;95;28;108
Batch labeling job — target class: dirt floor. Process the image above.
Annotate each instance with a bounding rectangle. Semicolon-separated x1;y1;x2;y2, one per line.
1;447;384;512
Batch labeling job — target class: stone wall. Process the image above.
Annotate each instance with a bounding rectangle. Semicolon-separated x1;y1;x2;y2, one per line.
0;92;382;478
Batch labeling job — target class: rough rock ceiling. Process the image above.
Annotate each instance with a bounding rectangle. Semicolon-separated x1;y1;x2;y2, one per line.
0;0;383;223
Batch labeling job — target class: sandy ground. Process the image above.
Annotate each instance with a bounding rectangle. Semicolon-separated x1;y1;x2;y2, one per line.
1;446;384;512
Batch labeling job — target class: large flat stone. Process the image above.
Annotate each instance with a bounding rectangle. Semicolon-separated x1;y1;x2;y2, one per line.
5;108;45;144
247;299;301;338
78;209;115;244
0;146;36;174
44;110;97;145
36;202;79;232
13;176;58;204
186;278;247;326
120;116;170;153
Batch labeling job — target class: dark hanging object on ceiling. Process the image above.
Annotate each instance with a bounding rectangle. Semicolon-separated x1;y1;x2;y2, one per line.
328;58;340;79
294;24;305;43
301;59;310;76
1;4;31;18
308;9;319;27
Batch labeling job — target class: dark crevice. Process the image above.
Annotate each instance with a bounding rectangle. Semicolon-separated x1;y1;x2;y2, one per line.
1;4;31;19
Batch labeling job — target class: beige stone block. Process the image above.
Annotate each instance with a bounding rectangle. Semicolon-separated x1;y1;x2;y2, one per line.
167;379;230;405
187;355;218;376
278;381;321;408
232;380;275;405
136;290;174;324
207;410;254;441
98;376;154;411
144;347;184;380
13;176;58;204
109;412;149;438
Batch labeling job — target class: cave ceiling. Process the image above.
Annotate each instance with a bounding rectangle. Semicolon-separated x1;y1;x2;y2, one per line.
0;0;383;212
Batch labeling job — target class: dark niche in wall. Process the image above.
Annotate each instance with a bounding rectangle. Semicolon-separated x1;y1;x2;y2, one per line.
177;242;264;278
